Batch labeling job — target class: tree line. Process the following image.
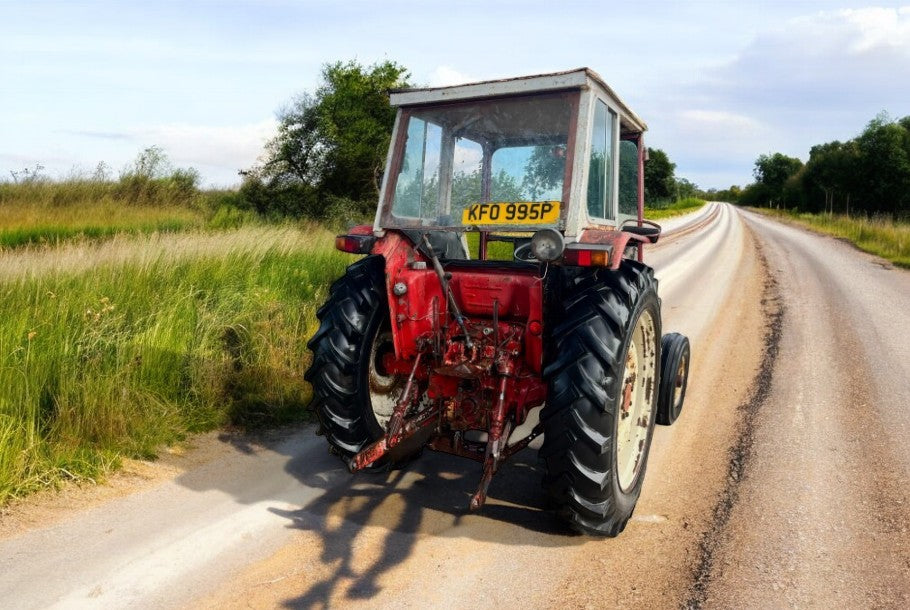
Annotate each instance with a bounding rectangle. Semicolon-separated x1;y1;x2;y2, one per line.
716;113;910;218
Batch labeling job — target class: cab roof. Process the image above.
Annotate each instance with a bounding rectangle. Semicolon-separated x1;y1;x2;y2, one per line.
389;67;647;134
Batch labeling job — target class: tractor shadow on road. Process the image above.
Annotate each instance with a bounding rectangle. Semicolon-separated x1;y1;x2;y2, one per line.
174;427;580;608
274;445;580;608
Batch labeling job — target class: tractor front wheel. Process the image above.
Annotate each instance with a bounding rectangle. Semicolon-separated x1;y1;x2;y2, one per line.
656;333;690;426
540;261;661;536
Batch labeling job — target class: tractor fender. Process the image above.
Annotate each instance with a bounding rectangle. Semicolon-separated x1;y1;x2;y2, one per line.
576;228;650;269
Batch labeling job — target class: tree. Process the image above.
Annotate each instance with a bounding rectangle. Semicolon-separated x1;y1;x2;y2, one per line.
802;140;859;214
252;59;412;217
744;113;910;218
753;152;803;208
853;113;910;217
674;177;698;200
522;145;565;199
644;148;675;202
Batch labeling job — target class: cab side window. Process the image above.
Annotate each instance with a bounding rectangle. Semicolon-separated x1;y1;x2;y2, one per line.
586;100;616;220
619;139;639;217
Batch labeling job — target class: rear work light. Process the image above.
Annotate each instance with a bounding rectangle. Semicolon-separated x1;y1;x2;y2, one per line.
562;245;613;267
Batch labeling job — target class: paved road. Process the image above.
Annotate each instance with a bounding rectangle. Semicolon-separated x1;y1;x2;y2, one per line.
1;204;907;608
700;210;910;609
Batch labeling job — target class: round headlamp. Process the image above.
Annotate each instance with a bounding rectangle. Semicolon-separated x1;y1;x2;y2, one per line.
530;228;565;262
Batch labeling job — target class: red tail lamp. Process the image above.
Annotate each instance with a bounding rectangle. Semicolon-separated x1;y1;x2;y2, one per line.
335;225;376;254
562;245;612;267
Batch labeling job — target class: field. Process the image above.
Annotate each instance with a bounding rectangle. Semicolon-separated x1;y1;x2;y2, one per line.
0;190;351;502
750;208;910;268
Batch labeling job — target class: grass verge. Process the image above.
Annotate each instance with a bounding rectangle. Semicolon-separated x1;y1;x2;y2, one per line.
0;226;351;503
750;208;910;268
644;197;706;220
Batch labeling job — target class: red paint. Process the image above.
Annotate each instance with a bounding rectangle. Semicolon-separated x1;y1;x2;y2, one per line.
373;234;544;372
349;230;547;486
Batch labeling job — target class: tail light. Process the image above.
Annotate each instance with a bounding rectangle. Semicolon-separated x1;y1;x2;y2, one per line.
561;245;613;267
335;225;376;254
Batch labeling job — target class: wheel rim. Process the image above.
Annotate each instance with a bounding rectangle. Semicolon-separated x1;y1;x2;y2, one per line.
673;352;688;409
616;309;658;492
367;330;399;428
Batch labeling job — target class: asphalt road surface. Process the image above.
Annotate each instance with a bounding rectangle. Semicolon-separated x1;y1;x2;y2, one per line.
1;204;908;609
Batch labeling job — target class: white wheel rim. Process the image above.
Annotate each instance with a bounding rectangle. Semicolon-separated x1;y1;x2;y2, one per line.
673;353;688;407
367;330;399;428
616;310;658;491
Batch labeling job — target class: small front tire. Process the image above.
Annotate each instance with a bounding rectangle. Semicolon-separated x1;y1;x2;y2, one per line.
656;333;690;426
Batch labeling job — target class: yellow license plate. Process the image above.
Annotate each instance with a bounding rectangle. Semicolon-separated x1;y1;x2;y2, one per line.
462;201;560;225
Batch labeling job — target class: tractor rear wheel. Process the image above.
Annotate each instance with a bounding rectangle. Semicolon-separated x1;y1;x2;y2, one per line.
305;255;412;469
540;261;661;536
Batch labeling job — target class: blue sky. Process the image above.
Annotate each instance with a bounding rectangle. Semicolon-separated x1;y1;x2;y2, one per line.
2;1;909;189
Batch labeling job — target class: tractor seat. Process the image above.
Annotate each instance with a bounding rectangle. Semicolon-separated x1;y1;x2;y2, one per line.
402;230;468;261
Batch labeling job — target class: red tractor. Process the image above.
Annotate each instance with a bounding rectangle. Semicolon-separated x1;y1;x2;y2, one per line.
306;68;690;536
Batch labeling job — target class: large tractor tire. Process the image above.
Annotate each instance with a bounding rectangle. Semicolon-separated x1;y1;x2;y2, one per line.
305;255;414;469
540;261;661;536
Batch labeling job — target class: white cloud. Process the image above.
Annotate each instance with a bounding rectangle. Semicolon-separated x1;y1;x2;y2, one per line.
711;7;910;110
677;110;763;134
428;66;476;87
830;7;910;54
660;6;910;187
129;119;278;186
453;141;483;170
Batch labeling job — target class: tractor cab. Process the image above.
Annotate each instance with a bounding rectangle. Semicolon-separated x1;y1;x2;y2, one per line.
369;68;658;265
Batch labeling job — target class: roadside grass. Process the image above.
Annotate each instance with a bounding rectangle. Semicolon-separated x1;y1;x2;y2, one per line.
0;226;351;503
644;197;706;220
464;232;521;260
0;201;204;248
751;208;910;268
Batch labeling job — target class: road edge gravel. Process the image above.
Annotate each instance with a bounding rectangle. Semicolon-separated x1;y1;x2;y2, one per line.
683;230;785;609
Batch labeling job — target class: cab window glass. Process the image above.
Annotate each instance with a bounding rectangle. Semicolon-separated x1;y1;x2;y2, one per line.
619;139;639;217
392;117;442;218
586;100;615;219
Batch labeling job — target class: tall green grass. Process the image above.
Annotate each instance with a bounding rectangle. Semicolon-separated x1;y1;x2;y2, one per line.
0;226;351;502
0;201;204;248
0;175;215;248
644;197;705;220
752;209;910;268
